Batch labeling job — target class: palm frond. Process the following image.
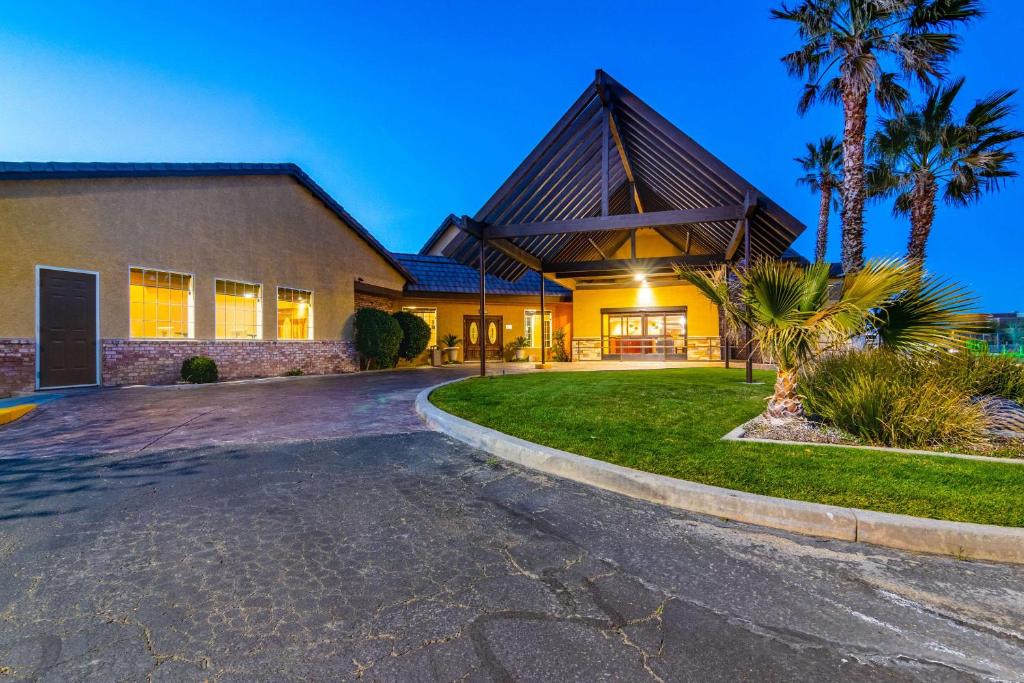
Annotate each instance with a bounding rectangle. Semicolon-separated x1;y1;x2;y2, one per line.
874;271;985;351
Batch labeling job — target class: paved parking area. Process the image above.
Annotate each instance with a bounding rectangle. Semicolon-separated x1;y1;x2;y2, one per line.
0;368;474;458
1;369;1022;681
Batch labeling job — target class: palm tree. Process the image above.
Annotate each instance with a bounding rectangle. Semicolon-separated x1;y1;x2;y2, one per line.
676;258;981;419
772;0;982;273
795;136;843;263
869;77;1022;265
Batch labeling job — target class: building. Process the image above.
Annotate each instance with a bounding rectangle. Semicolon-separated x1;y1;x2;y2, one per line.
392;70;805;368
0;163;412;393
0;70;808;394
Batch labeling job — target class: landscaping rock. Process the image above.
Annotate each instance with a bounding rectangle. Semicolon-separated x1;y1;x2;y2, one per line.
742;415;851;445
981;397;1024;437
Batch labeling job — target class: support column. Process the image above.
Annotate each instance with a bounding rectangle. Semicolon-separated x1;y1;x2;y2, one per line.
539;273;546;366
743;214;753;384
722;304;730;369
478;237;487;377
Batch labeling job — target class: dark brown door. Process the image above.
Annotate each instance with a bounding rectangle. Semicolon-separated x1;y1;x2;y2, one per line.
38;268;98;388
463;315;503;361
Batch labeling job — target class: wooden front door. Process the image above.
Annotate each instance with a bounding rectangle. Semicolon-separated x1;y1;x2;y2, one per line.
463;315;503;361
38;268;98;388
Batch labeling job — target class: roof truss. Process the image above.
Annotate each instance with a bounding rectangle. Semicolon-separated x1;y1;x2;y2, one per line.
434;69;805;283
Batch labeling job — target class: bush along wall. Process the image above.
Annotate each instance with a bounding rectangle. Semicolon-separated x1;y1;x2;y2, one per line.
354;307;402;369
181;356;219;384
393;311;431;361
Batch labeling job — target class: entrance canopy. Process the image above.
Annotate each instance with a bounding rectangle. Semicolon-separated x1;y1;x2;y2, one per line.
435;70;805;288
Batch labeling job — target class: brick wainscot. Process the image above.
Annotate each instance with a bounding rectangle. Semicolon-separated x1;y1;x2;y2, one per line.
102;339;358;386
0;338;35;395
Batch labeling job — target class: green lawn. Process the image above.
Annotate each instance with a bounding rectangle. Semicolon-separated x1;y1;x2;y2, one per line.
431;368;1024;527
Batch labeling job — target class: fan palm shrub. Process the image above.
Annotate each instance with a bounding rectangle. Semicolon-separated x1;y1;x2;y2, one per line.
795;135;843;263
772;0;982;273
868;77;1022;265
676;258;982;419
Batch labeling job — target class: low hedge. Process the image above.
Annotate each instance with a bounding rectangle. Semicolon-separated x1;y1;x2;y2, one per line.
181;356;218;384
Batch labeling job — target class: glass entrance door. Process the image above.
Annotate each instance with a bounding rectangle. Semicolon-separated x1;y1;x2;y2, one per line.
601;308;687;360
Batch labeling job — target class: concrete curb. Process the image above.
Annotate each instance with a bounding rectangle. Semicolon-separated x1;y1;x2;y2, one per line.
722;418;1024;466
416;378;1024;565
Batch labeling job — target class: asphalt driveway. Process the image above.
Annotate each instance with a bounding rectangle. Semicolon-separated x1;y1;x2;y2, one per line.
0;370;1022;681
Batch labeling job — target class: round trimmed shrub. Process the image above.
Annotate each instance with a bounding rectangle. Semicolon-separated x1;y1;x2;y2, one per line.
181;356;218;384
354;307;402;369
393;311;431;361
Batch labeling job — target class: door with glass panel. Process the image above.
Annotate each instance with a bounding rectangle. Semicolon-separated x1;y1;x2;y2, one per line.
601;307;687;360
463;315;503;360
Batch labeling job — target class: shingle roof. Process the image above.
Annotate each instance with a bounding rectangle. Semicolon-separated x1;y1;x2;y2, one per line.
395;253;571;297
0;161;414;282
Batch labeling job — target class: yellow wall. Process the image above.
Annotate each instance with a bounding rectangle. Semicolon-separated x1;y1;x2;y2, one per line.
399;296;572;361
611;228;680;258
0;175;407;340
572;283;720;339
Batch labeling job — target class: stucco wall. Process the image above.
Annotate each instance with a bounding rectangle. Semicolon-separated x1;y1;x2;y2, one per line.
0;174;407;342
398;296;572;361
572;284;720;339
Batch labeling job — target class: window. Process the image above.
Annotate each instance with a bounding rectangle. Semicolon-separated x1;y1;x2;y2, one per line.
402;307;437;347
277;287;313;340
524;309;552;348
129;268;194;339
215;279;262;339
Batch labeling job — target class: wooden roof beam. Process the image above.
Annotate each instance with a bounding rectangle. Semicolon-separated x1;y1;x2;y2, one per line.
724;192;758;261
548;255;721;278
459;217;543;271
485;205;746;240
597;70;644;215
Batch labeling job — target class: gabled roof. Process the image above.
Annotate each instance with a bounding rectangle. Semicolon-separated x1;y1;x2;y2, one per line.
434;70;806;282
0;161;415;282
419;214;461;255
395;253;570;298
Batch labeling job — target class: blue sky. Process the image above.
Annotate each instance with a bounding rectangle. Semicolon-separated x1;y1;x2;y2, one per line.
1;1;1021;310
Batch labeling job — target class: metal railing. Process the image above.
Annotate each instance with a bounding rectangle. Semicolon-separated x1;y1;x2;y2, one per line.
571;336;728;361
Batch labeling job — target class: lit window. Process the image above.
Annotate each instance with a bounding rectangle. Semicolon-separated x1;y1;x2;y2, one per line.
402;307;438;347
524;309;552;347
130;268;194;339
216;279;262;339
277;287;313;340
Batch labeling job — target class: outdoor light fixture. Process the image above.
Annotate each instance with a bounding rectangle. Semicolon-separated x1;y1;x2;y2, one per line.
243;291;255;299
633;272;646;282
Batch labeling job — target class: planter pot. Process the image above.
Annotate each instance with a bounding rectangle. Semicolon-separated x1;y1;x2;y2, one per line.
514;348;529;361
444;347;460;363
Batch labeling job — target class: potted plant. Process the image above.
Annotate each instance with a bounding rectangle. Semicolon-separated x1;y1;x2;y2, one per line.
510;336;530;361
441;333;461;363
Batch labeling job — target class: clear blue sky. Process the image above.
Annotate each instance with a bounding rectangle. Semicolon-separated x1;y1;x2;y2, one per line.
1;2;1021;310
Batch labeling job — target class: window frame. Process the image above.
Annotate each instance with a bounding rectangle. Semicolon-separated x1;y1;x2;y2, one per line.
214;277;264;340
402;306;438;348
524;309;553;348
275;286;315;341
127;265;196;340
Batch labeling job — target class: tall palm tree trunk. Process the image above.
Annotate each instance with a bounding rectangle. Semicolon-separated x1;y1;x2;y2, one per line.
767;368;804;420
906;177;938;266
814;181;831;263
840;88;868;273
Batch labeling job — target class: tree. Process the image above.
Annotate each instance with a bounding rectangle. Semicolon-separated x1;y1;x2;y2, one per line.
773;0;982;273
868;77;1022;265
675;258;981;419
795;136;843;263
